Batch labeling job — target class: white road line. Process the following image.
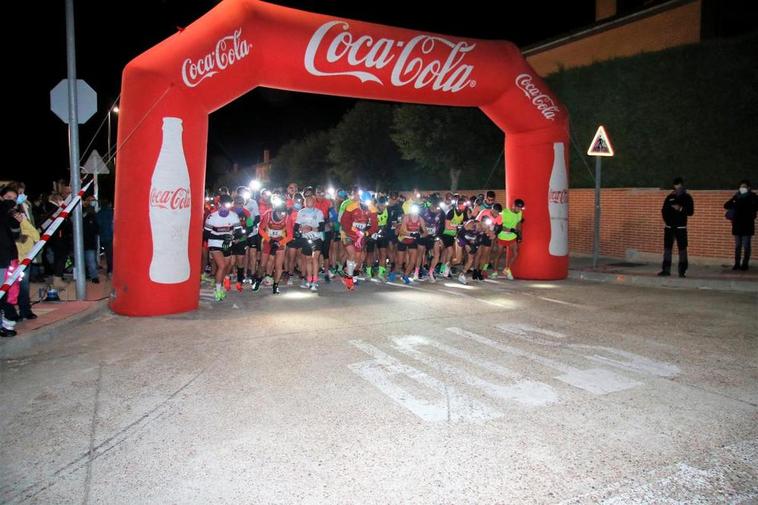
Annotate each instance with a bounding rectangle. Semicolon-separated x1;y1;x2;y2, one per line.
391;335;558;407
496;323;680;378
447;327;642;395
348;340;502;423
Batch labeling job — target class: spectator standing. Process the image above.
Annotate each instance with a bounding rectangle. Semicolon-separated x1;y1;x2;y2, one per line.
724;180;758;271
658;177;694;278
0;186;21;337
83;205;100;283
96;198;114;277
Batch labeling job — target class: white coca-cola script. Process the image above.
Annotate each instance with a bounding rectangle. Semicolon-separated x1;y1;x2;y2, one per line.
150;188;191;210
305;21;476;92
515;73;560;120
182;29;250;88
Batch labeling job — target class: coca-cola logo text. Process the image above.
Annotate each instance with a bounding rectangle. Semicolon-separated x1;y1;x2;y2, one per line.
305;21;476;93
549;189;568;204
150;188;191;210
515;73;559;121
182;29;251;88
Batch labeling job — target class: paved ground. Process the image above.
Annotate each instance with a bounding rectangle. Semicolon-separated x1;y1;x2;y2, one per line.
1;277;756;504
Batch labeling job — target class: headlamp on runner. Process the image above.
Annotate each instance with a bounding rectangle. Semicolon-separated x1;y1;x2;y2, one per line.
271;195;284;208
410;204;420;215
249;180;261;191
360;191;373;204
205;196;212;203
239;189;251;200
484;218;492;226
327;187;336;199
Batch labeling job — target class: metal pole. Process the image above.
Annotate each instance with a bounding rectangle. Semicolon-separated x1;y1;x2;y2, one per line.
65;0;86;300
592;156;602;269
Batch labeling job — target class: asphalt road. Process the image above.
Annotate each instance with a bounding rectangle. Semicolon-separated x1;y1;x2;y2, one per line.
1;277;756;504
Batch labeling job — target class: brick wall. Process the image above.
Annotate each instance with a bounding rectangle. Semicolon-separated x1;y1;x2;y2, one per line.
415;188;737;262
525;0;701;76
570;188;735;261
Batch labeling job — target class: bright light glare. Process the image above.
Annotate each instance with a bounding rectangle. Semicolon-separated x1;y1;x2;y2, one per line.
410;204;420;215
528;283;559;289
443;282;476;290
271;195;283;207
282;290;313;300
249;180;262;191
112;105;120;114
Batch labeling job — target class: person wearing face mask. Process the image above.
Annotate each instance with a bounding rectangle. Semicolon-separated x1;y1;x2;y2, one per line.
203;194;243;301
658;177;695;277
724;180;758;271
0;186;22;336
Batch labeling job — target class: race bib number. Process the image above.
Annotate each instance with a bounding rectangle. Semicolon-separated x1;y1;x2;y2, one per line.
269;229;284;239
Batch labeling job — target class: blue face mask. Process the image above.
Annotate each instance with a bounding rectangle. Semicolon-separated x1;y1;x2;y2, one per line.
16;194;27;205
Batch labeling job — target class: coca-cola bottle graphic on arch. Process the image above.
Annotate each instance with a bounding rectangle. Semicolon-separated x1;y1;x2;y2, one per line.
148;117;191;283
548;142;568;256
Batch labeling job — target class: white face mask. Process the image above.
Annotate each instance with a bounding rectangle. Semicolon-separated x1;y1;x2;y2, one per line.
739;187;748;194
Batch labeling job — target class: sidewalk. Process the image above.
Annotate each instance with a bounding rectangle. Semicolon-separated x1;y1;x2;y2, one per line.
0;277;111;358
568;255;758;293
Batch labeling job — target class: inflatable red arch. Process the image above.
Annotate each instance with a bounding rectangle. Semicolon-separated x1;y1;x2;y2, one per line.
111;0;569;316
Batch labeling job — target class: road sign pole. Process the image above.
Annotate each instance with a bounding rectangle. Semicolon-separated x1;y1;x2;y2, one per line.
65;0;86;300
593;156;602;269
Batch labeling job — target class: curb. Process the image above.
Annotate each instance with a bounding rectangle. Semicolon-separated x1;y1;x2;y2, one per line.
0;299;111;359
568;269;758;293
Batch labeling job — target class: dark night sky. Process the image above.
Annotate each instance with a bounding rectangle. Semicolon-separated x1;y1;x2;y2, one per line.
8;0;596;195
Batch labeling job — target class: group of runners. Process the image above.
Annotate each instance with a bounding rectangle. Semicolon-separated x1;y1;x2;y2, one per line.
202;184;524;301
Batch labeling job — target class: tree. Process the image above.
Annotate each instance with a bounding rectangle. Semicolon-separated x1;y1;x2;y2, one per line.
328;101;413;190
273;130;332;186
392;105;503;191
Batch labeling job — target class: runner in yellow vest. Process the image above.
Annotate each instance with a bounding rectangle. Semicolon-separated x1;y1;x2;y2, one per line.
495;199;525;280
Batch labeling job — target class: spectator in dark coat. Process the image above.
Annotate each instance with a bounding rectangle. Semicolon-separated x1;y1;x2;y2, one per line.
0;186;21;337
96;198;114;276
658;177;695;278
724;179;758;271
83;205;100;283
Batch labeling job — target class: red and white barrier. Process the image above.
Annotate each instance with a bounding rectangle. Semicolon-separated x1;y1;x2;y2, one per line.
0;179;94;300
38;175;93;231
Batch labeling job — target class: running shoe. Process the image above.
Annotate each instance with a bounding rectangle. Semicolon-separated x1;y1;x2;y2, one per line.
214;288;225;301
300;279;310;289
366;266;373;278
489;271;499;279
223;277;231;291
342;275;355;291
263;275;273;286
458;273;468;285
310;283;319;292
402;274;411;285
286;276;294;286
428;271;436;283
387;272;397;282
272;283;281;295
236;281;243;292
251;278;261;292
504;268;514;280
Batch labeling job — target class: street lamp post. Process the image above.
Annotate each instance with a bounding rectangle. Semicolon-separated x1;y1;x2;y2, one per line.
104;104;119;201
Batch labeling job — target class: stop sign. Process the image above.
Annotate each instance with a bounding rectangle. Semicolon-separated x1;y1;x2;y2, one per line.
50;79;97;124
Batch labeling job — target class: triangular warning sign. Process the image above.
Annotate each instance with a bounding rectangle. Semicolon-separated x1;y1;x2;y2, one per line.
82;149;110;174
587;125;614;157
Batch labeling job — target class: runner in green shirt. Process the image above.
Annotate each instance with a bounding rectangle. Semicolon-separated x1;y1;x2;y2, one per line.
495;199;525;280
